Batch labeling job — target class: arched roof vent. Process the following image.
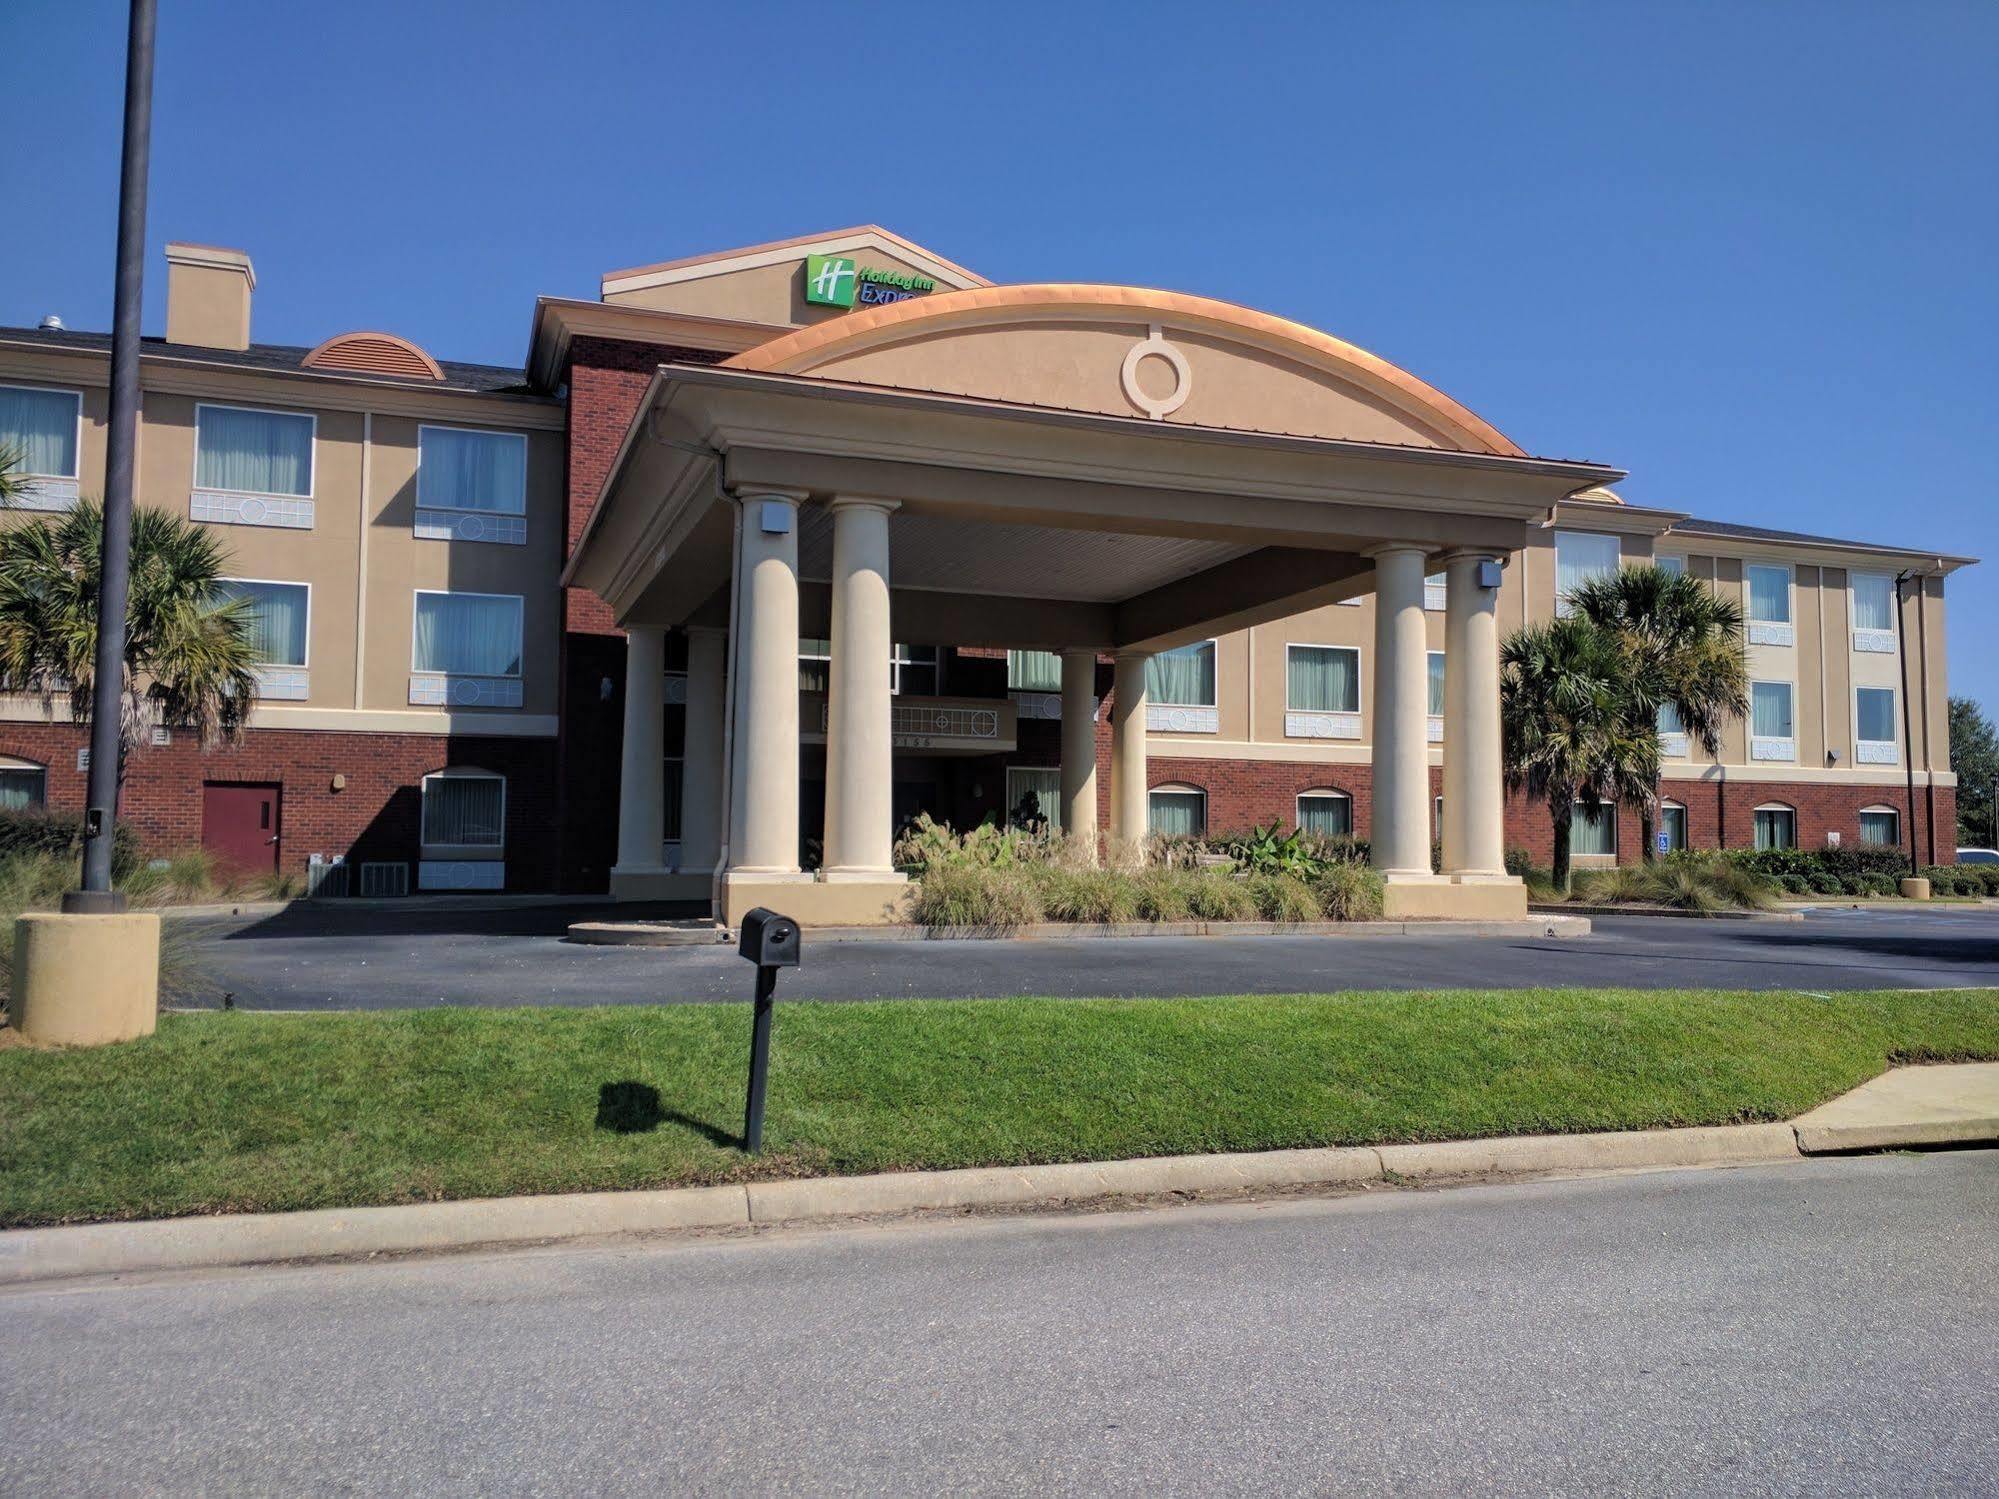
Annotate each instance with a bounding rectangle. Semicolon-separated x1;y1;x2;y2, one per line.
301;330;443;381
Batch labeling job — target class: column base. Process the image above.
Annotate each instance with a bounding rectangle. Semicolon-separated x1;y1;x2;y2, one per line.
720;871;909;928
1382;875;1528;921
820;867;910;886
609;867;714;902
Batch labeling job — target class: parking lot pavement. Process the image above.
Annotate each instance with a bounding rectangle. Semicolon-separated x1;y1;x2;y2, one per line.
174;902;1999;1010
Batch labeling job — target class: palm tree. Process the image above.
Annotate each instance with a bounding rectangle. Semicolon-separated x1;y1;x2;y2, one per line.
1568;564;1749;860
1500;615;1660;893
0;494;259;781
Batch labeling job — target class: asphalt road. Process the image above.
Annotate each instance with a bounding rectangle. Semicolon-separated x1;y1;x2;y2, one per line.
3;1151;1993;1495
174;902;1999;1009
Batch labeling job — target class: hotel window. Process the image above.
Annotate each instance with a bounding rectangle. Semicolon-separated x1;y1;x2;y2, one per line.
1424;572;1447;611
1660;801;1688;852
1554;531;1620;615
1296;790;1352;838
1148;785;1207;837
1005;767;1063;830
420;770;506;848
0;385;80;508
193;405;315;529
1572;803;1617;857
1746;563;1794;645
1855;686;1898;764
1287;645;1360;713
1147;642;1216;707
416;426;527;544
1007;650;1062;692
215;578;309;701
1753;804;1797;852
1751;681;1794;760
0;757;47;812
1658;700;1688;756
892;644;939;696
410;591;524;708
1859;807;1900;847
1655;554;1686;578
798;638;831;693
1850;572;1896;652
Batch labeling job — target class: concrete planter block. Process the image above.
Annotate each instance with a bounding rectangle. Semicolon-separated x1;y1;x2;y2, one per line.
12;912;160;1046
1899;877;1932;901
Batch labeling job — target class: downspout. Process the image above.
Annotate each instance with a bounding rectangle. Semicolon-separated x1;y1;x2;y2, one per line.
1917;571;1937;865
1894;570;1919;878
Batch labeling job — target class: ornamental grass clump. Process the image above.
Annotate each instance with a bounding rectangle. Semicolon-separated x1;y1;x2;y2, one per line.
908;863;1044;930
1131;869;1194;922
1180;870;1259;922
1243;872;1322;923
1034;866;1141;924
1311;862;1386;921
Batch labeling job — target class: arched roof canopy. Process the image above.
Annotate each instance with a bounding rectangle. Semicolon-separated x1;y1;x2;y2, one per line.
725;284;1523;457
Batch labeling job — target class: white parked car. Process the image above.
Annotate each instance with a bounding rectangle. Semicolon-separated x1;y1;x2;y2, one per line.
1958;848;1999;865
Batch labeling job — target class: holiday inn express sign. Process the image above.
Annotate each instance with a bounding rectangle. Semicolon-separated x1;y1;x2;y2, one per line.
803;253;937;309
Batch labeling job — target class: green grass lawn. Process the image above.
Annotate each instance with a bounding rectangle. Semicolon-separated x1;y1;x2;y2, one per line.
3;987;1996;1228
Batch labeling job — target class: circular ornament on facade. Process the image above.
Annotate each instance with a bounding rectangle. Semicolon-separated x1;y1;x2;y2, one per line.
240;497;269;524
1120;323;1192;420
972;710;998;736
452;678;482;705
460;514;485;541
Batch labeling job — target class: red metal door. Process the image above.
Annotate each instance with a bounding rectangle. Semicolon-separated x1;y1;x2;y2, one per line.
201;782;282;877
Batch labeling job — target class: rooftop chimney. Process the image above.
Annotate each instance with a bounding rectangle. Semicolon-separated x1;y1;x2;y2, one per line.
164;242;255;351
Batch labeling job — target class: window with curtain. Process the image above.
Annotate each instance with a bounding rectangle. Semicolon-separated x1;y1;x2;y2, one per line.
1006;767;1063;830
797;638;831;693
1147;642;1215;707
1658;701;1684;735
0;386;79;477
1661;803;1687;851
0;763;47;812
1148;787;1206;837
1655;555;1686;578
421;773;505;846
418;427;527;514
1856;687;1897;746
1555;532;1620;614
1007;650;1062;692
1296;791;1351;837
214;579;308;666
195;405;313;496
1747;564;1791;624
1851;573;1894;633
1427;652;1445;717
1754;806;1796;851
1287;645;1358;713
1572;804;1617;856
413;592;522;676
1752;682;1793;740
1859;809;1899;847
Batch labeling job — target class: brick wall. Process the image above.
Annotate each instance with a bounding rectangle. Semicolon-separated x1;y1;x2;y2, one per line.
0;723;559;890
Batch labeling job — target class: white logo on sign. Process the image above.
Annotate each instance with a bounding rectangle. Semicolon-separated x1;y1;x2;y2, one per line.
811;258;855;302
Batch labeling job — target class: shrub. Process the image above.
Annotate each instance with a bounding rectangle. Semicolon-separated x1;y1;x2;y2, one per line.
1181;871;1259;922
1859;873;1897;897
1780;873;1812;896
1964;865;1999;896
1244;873;1322;923
1922;866;1966;896
909;864;1044;929
1311;862;1386;921
1131;870;1193;922
0;808;142;878
1034;866;1140;924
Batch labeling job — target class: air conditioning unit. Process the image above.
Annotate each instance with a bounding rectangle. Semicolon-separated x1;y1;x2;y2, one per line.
359;862;410;897
305;855;350;898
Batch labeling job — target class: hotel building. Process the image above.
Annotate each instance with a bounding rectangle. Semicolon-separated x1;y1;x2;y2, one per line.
0;229;1970;920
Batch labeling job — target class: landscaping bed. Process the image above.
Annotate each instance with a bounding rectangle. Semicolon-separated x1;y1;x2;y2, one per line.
4;986;1995;1228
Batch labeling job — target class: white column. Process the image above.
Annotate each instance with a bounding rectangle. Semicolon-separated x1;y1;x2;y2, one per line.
1060;649;1099;857
725;491;804;878
1369;545;1437;881
676;625;728;877
1110;651;1150;848
1442;551;1509;879
822;497;901;880
612;624;666;876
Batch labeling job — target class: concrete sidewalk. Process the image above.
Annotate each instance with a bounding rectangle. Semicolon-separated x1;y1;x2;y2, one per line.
1793;1062;1999;1153
4;1064;1992;1288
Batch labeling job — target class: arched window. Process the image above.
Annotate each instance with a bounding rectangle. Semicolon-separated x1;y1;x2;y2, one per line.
0;755;47;813
1572;803;1617;857
1753;803;1797;852
1147;783;1206;837
1858;805;1900;848
1296;789;1352;838
1659;799;1688;852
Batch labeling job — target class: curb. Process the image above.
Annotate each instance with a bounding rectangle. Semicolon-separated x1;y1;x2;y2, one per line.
568;915;1593;947
1529;903;1802;922
0;1121;1799;1288
163;894;619;922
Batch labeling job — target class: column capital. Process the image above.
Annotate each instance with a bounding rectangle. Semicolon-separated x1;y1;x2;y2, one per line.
1435;547;1507;568
725;486;809;508
1362;541;1432;562
1112;647;1154;663
826;494;902;516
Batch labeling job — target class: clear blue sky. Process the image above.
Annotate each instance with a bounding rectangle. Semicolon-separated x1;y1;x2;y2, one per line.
2;1;1993;707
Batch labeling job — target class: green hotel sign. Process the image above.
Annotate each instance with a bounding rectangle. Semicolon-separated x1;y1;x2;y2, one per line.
803;253;937;309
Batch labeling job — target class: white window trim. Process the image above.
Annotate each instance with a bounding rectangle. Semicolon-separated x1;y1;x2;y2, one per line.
1004;765;1064;830
1005;648;1063;694
1745;561;1795;644
192;401;318;500
415;424;529;515
409;589;525;678
217;575;312;669
1858;804;1900;846
1423;572;1447;612
1854;685;1899;765
1849;571;1897;653
891;642;938;696
1655;554;1686;577
1571;801;1618;859
1660;799;1689;851
1295;788;1353;834
1148;639;1219;709
1147;783;1207;835
1750;679;1796;762
419;769;508;850
0;382;83;480
1554;530;1621;616
1283;642;1361;715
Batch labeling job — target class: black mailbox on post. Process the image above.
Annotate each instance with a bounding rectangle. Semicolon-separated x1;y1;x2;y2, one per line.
736;907;799;1153
738;907;800;969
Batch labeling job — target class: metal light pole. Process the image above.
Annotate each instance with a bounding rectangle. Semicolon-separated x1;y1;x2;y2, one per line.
67;0;156;913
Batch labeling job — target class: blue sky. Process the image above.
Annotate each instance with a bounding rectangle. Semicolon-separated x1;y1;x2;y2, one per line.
2;1;1993;706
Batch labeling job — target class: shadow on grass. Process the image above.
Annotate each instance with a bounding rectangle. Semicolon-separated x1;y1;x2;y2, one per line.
595;1081;743;1149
